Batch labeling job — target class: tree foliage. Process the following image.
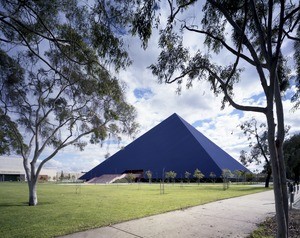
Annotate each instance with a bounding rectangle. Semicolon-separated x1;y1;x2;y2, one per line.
165;170;177;183
0;108;25;155
193;168;204;184
125;173;135;184
222;169;232;190
233;170;242;184
239;118;290;187
209;171;216;183
0;0;138;206
145;170;152;183
239;118;272;187
185;171;191;182
283;133;300;182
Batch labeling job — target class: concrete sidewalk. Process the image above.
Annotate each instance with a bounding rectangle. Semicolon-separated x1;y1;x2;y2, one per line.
60;190;275;238
292;190;300;209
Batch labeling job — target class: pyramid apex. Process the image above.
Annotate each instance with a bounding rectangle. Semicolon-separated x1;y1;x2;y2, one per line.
166;113;184;122
169;113;186;122
170;113;180;117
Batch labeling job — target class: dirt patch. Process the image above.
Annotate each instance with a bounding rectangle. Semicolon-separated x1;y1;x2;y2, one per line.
250;209;300;237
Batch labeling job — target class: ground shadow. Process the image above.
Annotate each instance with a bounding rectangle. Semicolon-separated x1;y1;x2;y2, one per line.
0;202;29;207
0;201;54;207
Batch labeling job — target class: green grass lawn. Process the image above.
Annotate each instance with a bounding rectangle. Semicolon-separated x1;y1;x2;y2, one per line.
0;182;269;238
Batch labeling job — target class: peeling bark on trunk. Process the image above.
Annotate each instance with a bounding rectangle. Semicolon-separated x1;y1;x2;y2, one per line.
28;181;38;206
25;160;39;206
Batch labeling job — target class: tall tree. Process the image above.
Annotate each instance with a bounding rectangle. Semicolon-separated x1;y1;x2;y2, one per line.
131;1;300;237
283;133;300;182
0;1;137;206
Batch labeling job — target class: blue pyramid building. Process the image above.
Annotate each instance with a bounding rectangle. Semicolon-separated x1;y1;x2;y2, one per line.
80;113;248;181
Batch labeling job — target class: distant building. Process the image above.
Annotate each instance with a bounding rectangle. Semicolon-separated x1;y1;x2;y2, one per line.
0;157;57;181
80;113;249;182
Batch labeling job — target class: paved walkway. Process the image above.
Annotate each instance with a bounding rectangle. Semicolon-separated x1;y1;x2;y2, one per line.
292;190;300;209
60;190;277;238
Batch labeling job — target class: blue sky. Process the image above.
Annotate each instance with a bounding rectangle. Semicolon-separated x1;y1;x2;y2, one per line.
133;88;154;100
39;2;300;174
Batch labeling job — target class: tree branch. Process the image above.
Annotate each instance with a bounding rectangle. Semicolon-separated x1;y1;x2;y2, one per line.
207;0;269;94
283;29;300;42
274;0;285;62
283;5;300;22
225;2;248;86
168;0;197;23
36;124;106;177
249;0;269;65
184;25;261;67
167;65;267;114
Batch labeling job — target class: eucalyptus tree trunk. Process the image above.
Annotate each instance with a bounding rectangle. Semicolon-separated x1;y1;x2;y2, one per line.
267;117;287;237
28;180;38;206
266;73;289;238
24;159;38;206
275;73;289;238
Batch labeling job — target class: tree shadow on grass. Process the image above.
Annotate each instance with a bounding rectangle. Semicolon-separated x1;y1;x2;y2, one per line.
0;202;28;207
0;201;54;207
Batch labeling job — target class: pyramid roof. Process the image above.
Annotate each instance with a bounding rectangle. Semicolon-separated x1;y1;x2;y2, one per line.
80;113;248;180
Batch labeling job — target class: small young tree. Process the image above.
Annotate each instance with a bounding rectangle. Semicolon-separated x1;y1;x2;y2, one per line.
170;171;177;184
126;173;135;184
185;171;191;183
165;171;171;183
165;171;177;183
145;170;152;184
209;172;216;183
193;169;204;185
222;169;233;190
234;170;242;185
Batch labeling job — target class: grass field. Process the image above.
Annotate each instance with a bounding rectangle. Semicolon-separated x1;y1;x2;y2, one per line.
0;182;269;238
